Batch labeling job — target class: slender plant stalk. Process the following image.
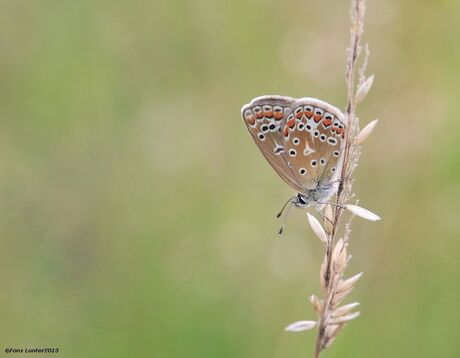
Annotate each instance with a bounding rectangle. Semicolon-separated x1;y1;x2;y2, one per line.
313;0;367;357
284;0;379;355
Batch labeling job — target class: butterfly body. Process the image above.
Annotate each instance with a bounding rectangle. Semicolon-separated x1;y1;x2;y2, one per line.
294;184;336;208
241;95;346;209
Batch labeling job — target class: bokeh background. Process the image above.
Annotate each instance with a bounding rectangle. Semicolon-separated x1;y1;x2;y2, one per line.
1;0;459;357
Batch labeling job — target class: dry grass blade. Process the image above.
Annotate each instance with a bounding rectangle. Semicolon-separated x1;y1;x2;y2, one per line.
355;74;374;104
307;213;328;243
337;272;363;293
332;286;355;307
332;302;360;317
324;324;345;346
319;256;328;294
356;119;378;144
328;311;361;325
324;204;334;234
331;239;347;273
309;295;323;313
345;204;381;221
285;320;317;332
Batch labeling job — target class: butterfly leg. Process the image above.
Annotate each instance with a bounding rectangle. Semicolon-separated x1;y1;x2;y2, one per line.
322;176;355;188
316;201;345;209
314;207;334;229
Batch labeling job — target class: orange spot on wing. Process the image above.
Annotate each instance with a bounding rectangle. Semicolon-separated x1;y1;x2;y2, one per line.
313;114;322;123
295;112;303;119
264;111;273;118
283;127;289;137
304;110;313;118
287;119;295;128
274;112;283;120
247;116;255;125
323;118;332;127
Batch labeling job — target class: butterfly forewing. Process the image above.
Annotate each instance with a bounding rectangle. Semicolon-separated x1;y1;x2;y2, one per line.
241;96;304;192
242;96;346;194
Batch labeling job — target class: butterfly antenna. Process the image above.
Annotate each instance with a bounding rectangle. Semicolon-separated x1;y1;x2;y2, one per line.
278;201;294;237
276;196;296;218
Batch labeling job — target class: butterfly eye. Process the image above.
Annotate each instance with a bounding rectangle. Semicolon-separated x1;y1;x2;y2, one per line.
313;130;320;137
311;160;317;167
299;168;307;175
331;167;336;172
319;134;327;141
320;158;326;165
328;137;338;145
261;124;269;133
258;133;265;141
293;138;300;145
289;149;297;157
268;123;277;131
305;124;312;132
325;113;333;120
333;150;340;157
297;123;305;130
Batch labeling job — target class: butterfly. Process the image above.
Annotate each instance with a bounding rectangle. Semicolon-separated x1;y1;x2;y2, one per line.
241;95;347;230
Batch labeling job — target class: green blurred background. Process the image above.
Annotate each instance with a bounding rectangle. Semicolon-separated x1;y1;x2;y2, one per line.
0;0;459;357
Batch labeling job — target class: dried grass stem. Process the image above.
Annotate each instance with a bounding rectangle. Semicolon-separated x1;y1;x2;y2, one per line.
313;1;367;357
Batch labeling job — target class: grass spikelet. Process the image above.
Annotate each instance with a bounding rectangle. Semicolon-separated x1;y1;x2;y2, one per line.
280;1;378;356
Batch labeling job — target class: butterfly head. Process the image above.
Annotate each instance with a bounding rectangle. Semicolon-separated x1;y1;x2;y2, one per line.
293;193;311;208
295;179;336;206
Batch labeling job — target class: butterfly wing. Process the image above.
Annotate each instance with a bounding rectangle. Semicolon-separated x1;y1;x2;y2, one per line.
281;98;347;191
241;95;305;192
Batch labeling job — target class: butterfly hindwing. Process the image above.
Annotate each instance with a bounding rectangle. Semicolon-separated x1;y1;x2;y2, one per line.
242;96;347;194
282;98;347;191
